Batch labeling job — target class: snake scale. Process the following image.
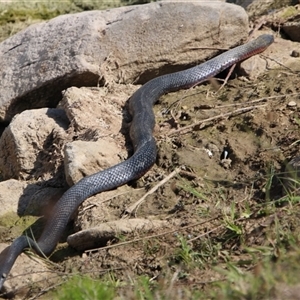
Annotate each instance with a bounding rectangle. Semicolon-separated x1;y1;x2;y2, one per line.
0;34;274;290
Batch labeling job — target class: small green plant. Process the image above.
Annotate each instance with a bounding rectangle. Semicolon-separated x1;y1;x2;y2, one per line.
263;163;276;202
134;275;156;300
177;178;209;201
222;203;244;244
55;275;116;300
174;235;200;265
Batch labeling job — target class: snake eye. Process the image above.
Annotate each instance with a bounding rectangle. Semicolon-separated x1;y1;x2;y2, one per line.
1;273;6;279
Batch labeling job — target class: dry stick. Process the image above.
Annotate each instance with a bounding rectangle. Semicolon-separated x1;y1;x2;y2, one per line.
166;269;180;297
249;20;268;38
219;63;237;90
167;104;266;136
29;281;65;300
214;93;300;109
217;33;255;91
168;92;300;136
187;224;224;243
209;35;259;91
84;216;219;254
261;54;295;73
82;188;144;213
172;85;299;112
123;167;181;217
187;215;249;243
187;46;230;51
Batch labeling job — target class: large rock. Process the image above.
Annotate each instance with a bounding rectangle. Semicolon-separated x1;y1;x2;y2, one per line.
0;179;65;218
64;140;123;186
60;86;134;185
67;218;176;251
0;108;69;180
0;1;249;121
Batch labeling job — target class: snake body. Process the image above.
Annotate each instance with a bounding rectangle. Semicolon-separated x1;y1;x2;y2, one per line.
0;34;273;290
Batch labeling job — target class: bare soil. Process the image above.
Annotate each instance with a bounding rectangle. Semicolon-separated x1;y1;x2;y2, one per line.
0;34;300;299
44;67;300;298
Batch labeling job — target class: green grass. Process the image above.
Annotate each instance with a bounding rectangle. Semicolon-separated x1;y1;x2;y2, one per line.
0;0;154;41
173;234;201;266
215;249;300;299
0;0;156;26
55;275;116;300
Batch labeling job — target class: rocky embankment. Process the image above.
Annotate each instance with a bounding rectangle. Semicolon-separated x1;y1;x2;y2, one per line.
0;0;299;296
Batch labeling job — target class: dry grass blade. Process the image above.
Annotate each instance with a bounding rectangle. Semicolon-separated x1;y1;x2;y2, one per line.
84;216;218;254
122;167;181;217
167;104;266;136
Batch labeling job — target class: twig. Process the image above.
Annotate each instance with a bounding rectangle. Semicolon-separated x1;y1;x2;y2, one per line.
187;215;250;243
84;216;219;254
122;167;181;217
260;54;295;72
167;104;266;136
214;93;300;109
178;169;198;179
166;269;180;297
187;223;224;243
249;19;268;37
195;92;300;111
219;63;237;90
28;281;65;300
83;188;144;211
215;96;266;108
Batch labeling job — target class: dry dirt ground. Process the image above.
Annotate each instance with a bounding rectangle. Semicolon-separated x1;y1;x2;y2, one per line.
1;37;300;300
29;65;299;298
0;1;299;299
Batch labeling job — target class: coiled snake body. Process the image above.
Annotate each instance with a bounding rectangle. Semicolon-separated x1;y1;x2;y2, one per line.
0;34;273;290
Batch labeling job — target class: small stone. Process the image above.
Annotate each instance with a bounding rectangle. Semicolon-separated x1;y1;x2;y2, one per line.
220;158;232;169
291;50;300;58
287;101;297;107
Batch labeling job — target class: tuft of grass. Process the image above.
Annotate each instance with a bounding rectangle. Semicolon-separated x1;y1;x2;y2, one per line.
175;234;200;265
55;275;116;300
214;249;300;300
177;177;210;202
134;275;157;300
0;0;134;42
263;163;276;201
222;202;245;246
0;0;153;27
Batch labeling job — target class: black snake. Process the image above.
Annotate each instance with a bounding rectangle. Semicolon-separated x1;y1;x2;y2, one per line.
0;34;274;290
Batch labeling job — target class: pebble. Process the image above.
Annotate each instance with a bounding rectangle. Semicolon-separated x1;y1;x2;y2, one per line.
291;50;300;58
287;101;297;107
